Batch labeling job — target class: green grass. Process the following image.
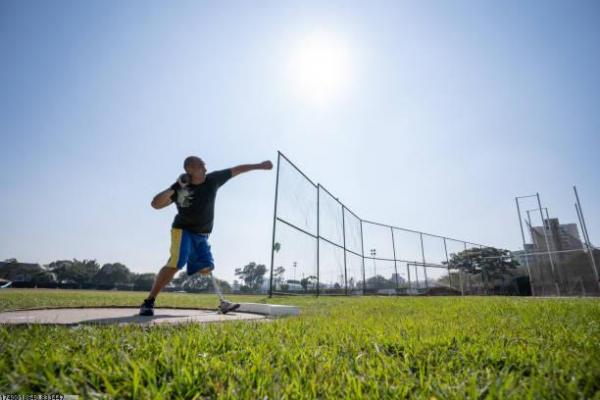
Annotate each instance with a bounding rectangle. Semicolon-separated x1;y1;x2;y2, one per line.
1;289;599;399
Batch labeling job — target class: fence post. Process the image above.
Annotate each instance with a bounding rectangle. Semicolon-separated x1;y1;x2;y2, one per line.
527;210;547;295
536;193;560;296
420;233;428;289
515;197;535;296
462;241;467;295
342;206;348;295
390;227;399;293
574;186;600;292
316;184;320;297
575;202;600;293
412;263;420;289
443;237;452;292
360;220;367;294
268;152;281;298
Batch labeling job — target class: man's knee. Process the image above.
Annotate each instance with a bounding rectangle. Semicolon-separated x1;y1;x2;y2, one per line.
161;266;178;275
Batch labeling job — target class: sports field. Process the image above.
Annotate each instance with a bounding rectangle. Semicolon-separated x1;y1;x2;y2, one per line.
1;289;599;399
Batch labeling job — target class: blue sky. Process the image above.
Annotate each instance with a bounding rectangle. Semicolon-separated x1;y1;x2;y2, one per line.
1;0;599;282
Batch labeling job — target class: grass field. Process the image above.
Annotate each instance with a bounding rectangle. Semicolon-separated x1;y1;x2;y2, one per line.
1;289;599;399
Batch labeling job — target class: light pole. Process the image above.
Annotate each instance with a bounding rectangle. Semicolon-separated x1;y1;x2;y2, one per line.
370;249;377;278
293;261;297;283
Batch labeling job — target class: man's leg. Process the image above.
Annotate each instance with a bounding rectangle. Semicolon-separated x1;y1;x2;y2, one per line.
148;228;190;300
139;266;178;316
140;229;190;316
147;266;179;300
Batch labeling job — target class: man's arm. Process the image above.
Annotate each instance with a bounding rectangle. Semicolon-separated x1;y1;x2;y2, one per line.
151;188;175;209
151;174;188;209
230;160;273;177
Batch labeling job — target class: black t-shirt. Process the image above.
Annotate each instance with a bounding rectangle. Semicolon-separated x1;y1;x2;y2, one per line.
170;169;232;233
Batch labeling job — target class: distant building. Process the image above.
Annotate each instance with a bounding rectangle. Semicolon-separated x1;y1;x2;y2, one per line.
530;218;583;253
283;280;303;291
514;218;587;274
512;243;536;266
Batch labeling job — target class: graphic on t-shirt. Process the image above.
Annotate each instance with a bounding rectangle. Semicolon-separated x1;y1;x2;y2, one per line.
171;169;232;233
177;188;193;208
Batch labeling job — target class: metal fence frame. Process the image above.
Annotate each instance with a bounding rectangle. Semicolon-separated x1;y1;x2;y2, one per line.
515;188;600;296
269;151;494;297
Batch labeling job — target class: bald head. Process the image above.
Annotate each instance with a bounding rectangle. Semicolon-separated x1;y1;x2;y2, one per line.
184;156;204;170
183;156;207;183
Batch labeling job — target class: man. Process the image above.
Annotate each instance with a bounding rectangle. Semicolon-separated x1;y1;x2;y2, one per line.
139;156;273;316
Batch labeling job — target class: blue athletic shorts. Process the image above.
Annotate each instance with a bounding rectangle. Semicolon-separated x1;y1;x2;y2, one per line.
166;228;215;275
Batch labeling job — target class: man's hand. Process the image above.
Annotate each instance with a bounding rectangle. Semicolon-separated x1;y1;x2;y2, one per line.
176;173;190;189
231;160;273;177
150;174;189;210
258;160;273;170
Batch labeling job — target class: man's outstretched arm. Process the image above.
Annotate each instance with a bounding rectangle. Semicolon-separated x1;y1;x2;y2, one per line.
230;160;273;177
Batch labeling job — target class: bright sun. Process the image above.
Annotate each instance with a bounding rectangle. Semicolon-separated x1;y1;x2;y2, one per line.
287;31;354;106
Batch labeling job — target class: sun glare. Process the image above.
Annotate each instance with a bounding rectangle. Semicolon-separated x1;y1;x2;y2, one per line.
287;31;354;106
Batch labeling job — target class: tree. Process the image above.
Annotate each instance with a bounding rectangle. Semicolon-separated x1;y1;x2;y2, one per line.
132;273;157;291
235;262;267;291
444;247;519;293
435;272;462;287
216;278;232;293
300;275;317;292
47;260;72;271
390;273;405;286
366;275;396;289
49;259;100;286
93;263;132;288
47;260;73;283
31;271;57;284
0;262;44;282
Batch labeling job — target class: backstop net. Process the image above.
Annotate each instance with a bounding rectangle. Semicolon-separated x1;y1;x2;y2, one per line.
269;152;493;296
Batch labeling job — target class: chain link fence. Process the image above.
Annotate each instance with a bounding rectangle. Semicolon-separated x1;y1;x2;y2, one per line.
268;152;506;296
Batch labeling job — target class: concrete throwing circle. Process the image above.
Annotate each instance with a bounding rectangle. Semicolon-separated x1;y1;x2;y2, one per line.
0;307;266;326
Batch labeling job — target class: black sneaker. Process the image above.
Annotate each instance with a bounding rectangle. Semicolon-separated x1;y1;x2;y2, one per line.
218;299;240;314
139;298;155;316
